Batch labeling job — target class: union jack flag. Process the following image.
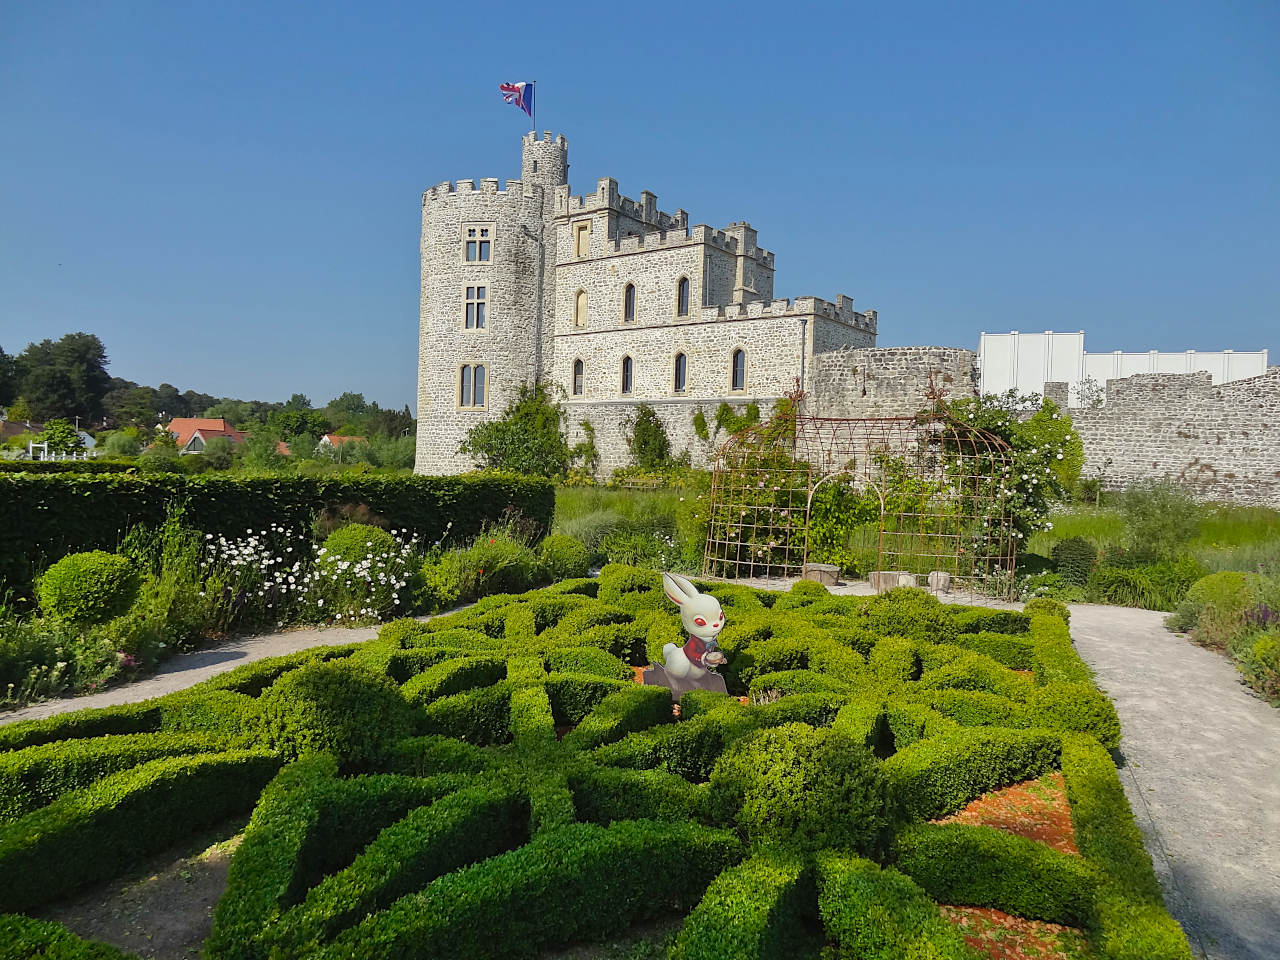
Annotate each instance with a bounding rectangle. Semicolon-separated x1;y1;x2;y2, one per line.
499;81;534;118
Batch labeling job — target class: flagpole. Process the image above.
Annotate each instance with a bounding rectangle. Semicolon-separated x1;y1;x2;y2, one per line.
532;80;536;132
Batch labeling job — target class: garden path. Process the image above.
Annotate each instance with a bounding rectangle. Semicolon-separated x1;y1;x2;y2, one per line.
1066;603;1280;960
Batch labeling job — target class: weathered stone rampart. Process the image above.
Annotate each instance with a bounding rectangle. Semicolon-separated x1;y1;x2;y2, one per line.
1067;369;1280;506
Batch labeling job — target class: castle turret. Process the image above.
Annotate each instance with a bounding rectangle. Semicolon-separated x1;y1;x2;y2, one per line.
414;133;569;475
521;131;569;190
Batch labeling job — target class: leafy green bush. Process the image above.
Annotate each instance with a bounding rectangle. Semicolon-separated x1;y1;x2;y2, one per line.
671;852;819;960
707;723;895;855
0;472;554;596
893;822;1097;925
1024;596;1070;624
816;853;978;959
255;660;415;766
1119;480;1200;563
625;403;671;469
459;382;574;478
316;820;743;960
0;751;280;912
0;913;137;959
1052;536;1097;587
1231;628;1280;702
36;551;138;623
537;533;591;581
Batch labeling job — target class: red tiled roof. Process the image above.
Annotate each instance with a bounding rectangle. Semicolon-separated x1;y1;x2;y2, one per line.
322;433;367;445
167;418;237;447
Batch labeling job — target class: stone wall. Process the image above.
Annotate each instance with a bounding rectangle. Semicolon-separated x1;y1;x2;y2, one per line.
565;398;762;475
806;346;979;419
1068;369;1280;506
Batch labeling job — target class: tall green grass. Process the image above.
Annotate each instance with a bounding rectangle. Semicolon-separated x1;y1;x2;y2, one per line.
1027;500;1280;578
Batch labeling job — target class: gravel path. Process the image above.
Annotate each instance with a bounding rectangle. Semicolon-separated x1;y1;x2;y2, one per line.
1068;604;1280;960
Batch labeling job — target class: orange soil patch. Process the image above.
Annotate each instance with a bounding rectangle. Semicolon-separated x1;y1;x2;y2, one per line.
940;905;1089;960
935;773;1078;856
1012;669;1035;679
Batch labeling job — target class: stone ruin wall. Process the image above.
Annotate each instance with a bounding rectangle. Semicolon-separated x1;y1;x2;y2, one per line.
805;346;980;418
1059;368;1280;507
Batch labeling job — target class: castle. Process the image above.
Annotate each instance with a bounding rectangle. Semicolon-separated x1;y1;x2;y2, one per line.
415;131;879;475
416;132;1280;505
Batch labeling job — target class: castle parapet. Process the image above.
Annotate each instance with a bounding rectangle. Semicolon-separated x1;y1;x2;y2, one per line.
686;295;876;333
422;179;543;203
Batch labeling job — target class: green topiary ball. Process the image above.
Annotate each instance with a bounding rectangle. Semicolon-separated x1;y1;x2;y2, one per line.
321;522;397;564
537;534;591;581
707;722;894;855
255;659;415;766
37;551;139;624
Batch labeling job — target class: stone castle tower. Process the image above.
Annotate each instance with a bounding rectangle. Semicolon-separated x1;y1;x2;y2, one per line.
415;132;567;472
416;132;880;475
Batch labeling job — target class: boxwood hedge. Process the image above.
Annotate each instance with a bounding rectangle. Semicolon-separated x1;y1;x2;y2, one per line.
0;471;553;590
0;569;1190;958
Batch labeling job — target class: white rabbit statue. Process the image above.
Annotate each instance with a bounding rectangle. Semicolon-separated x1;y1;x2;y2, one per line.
661;573;728;680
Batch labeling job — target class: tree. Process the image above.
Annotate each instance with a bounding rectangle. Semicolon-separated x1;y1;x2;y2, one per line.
242;426;285;470
7;396;33;421
16;333;111;421
103;431;142;457
326;392;369;431
270;409;331;441
0;347;16;407
284;393;312;410
37;418;85;455
459;383;573;478
153;383;190;419
365;403;414;440
113;387;158;427
202;435;236;470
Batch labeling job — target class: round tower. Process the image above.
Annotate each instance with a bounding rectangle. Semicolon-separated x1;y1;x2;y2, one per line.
414;134;568;475
521;131;569;191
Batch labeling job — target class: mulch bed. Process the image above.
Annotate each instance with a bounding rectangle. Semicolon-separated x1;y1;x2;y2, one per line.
934;772;1079;856
940;905;1090;960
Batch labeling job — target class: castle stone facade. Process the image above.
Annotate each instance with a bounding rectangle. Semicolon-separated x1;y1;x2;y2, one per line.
415;133;1279;507
416;132;876;475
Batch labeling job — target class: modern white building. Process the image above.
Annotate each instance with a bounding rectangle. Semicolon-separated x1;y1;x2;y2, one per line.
977;330;1269;406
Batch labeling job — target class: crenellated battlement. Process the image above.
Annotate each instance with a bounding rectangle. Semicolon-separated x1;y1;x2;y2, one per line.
687;294;875;332
422;178;544;204
555;180;687;231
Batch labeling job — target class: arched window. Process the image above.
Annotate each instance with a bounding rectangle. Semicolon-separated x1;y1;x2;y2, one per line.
676;277;690;317
731;349;746;392
460;364;487;408
574;289;588;327
673;353;687;394
621;356;634;395
623;283;635;323
572;359;584;396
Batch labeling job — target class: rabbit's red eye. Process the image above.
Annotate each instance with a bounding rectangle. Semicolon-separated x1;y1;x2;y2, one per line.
694;617;707;627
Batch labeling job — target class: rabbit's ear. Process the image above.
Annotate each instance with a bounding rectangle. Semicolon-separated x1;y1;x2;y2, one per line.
667;573;700;600
662;572;691;607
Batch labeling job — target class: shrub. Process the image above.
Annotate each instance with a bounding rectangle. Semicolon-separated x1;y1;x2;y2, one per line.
1167;570;1275;648
255;660;416;766
321;522;397;563
670;852;819;960
537;534;591;581
1024;596;1070;624
1027;682;1121;748
0;731;221;824
1087;566;1162;610
0;914;137;959
816;853;977;959
0;751;280;912
1232;628;1280;701
707;723;895;855
883;727;1061;821
1060;734;1194;960
1052;536;1097;587
260;784;529;957
36;551;138;623
0;472;554;596
893;822;1097;926
1119;480;1200;562
567;766;699;824
317;820;743;960
459;382;574;478
625;403;671;469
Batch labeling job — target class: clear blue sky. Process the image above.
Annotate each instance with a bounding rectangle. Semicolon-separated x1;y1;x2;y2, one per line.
2;0;1276;409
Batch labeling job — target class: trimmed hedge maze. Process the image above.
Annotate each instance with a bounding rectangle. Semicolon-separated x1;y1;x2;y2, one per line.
0;567;1192;960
